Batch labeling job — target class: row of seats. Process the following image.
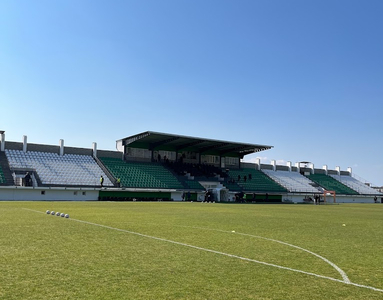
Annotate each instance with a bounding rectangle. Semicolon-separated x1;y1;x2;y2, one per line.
222;180;242;192
183;179;205;190
2;150;378;195
100;157;185;189
5;149;113;186
330;175;378;195
227;168;288;193
306;173;358;195
0;166;5;184
166;161;227;179
262;169;321;193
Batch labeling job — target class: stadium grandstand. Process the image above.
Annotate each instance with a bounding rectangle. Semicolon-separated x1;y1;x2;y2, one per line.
0;130;381;203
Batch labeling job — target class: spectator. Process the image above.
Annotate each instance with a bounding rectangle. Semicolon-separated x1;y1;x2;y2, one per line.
100;175;104;187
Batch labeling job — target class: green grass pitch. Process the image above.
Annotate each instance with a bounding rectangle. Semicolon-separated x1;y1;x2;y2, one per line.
0;201;382;299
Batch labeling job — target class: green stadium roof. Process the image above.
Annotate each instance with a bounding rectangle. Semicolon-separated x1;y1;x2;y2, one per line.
117;131;273;158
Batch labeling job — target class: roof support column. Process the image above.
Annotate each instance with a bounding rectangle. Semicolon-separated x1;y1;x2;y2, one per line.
59;139;64;156
23;135;27;153
123;146;127;160
347;167;352;176
92;142;97;158
295;162;300;174
310;163;315;174
255;158;260;170
0;132;5;152
323;165;328;175
271;160;276;171
335;166;340;176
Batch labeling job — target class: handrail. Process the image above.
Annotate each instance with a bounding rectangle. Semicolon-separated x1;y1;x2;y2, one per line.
94;156;117;186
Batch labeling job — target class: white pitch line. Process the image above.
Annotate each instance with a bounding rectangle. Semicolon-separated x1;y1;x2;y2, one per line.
181;225;350;283
22;208;383;293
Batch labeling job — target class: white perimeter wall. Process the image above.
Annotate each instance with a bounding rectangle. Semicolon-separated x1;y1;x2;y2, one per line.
171;191;205;201
0;187;99;201
284;194;379;204
0;187;204;202
1;187;380;203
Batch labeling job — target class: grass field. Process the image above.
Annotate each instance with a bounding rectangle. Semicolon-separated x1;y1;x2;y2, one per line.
0;201;382;299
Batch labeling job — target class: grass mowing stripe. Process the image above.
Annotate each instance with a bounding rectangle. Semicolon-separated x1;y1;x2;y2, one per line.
23;207;383;294
181;225;350;283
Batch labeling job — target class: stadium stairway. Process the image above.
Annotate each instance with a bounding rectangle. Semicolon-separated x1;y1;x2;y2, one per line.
94;156;117;187
176;176;205;191
222;180;242;192
0;151;14;185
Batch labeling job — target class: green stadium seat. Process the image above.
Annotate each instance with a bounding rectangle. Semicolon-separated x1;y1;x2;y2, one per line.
226;168;287;193
306;174;359;195
100;158;184;189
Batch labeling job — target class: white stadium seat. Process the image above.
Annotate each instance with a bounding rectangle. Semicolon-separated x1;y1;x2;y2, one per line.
329;175;378;195
5;149;113;186
262;169;322;193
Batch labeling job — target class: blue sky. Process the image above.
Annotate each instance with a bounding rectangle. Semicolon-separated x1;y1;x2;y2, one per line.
1;0;382;185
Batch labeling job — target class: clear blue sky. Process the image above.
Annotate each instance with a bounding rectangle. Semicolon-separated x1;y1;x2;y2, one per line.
1;0;382;185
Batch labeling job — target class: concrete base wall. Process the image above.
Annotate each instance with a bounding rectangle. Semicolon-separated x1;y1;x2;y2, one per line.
283;193;378;204
0;186;380;203
0;187;99;201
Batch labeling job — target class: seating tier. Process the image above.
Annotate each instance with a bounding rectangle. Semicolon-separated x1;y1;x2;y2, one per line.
306;173;358;195
262;169;321;193
329;175;381;195
183;179;205;190
0;166;5;184
228;168;287;193
5;149;113;186
100;158;184;189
